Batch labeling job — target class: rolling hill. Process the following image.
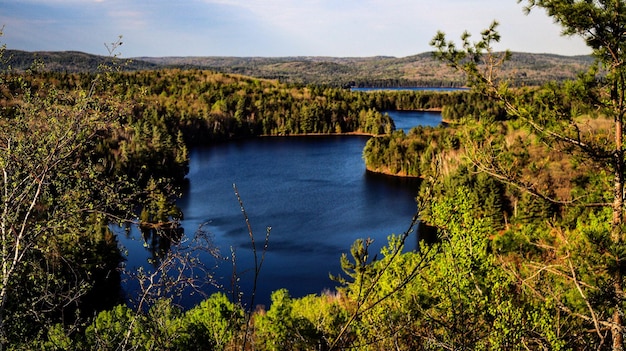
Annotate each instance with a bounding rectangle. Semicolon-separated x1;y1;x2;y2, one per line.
4;49;593;87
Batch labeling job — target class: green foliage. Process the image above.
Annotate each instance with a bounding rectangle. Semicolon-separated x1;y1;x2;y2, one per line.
41;324;74;351
0;56;135;346
430;2;626;348
85;304;134;350
416;185;573;350
291;293;349;348
440;91;507;122
419;163;507;231
363;126;465;177
331;238;377;288
136;299;185;350
254;289;320;351
0;39;188;348
178;292;244;350
84;295;245;351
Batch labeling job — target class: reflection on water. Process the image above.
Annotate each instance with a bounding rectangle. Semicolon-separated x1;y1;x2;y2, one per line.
139;225;184;267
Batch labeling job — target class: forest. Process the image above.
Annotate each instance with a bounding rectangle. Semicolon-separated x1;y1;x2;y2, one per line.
3;1;626;350
7;49;592;88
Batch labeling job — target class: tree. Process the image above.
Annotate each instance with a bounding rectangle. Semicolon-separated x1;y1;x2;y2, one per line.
254;289;304;351
431;1;626;349
0;36;139;347
180;292;244;350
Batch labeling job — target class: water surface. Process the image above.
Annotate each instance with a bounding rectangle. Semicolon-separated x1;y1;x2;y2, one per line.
387;110;441;132
352;87;467;92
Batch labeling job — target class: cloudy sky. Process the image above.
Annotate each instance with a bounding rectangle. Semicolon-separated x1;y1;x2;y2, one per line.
0;0;590;58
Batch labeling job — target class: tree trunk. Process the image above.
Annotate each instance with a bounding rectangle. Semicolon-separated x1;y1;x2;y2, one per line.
612;109;624;351
613;294;624;351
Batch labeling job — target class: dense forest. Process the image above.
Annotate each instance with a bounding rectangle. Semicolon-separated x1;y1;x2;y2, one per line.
6;49;593;88
4;1;626;350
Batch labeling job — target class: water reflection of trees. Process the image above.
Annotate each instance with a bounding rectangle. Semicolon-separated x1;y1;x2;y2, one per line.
139;223;184;267
126;221;221;310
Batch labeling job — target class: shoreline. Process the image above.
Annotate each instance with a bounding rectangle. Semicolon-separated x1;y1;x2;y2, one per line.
258;132;422;179
225;108;448;179
259;133;422;179
364;166;421;179
394;107;443;112
259;131;379;138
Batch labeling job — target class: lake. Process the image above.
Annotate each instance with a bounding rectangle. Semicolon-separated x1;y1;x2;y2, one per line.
117;110;439;308
388;110;441;132
352;87;468;92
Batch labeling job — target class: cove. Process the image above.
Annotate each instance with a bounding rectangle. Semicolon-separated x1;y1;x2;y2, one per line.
118;110;439;308
389;110;442;132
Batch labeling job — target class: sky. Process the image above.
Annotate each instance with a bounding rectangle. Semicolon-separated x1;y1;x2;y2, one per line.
0;0;591;58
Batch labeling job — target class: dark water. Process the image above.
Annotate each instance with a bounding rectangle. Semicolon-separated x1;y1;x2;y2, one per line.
118;111;440;308
387;110;442;132
352;87;468;92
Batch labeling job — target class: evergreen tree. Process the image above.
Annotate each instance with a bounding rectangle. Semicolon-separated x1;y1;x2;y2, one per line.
431;2;626;348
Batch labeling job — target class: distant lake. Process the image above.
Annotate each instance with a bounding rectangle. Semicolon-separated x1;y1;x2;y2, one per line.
351;87;468;92
117;111;440;308
386;110;442;132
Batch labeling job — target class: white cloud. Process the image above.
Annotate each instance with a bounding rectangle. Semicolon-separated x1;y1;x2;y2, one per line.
106;9;148;31
12;0;104;3
1;0;591;57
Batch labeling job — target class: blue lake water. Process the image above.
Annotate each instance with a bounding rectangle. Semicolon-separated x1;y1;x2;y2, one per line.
352;87;468;92
117;111;440;308
388;110;442;132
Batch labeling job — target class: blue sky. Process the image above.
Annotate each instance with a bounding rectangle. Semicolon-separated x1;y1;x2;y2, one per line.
0;0;590;58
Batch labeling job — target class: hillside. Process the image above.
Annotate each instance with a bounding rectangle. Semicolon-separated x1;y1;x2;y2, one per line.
138;52;593;87
5;49;593;87
4;50;159;72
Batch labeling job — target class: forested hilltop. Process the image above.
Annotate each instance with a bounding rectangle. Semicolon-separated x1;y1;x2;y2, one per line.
7;49;592;87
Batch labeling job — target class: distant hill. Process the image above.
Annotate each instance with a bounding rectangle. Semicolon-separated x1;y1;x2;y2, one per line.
4;50;159;72
4;49;594;87
137;52;593;87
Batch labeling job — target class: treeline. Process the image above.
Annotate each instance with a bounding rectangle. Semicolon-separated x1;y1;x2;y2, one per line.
363;92;508;177
5;49;159;72
8;50;594;88
363;127;462;177
362;84;595;179
347;78;465;88
42;69;403;142
38;69;483;148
